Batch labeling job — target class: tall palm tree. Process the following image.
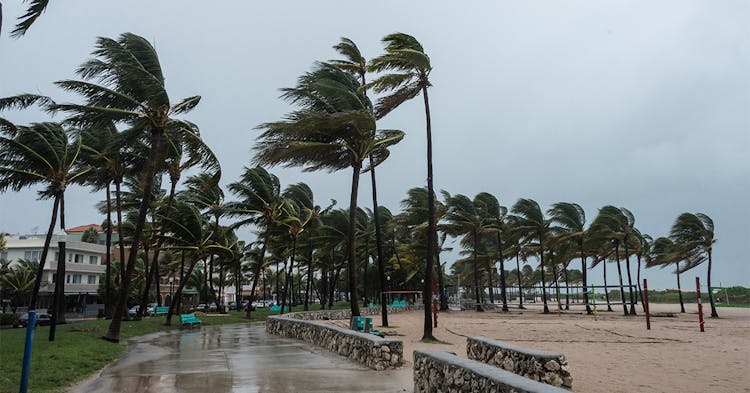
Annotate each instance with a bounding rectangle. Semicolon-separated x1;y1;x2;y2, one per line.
670;212;718;317
548;202;592;314
442;193;496;312
332;37;403;326
225;166;285;318
254;63;403;317
78;123;129;318
477;193;509;311
0;121;86;313
46;33;202;343
589;206;630;316
510;199;551;313
619;208;638;315
278;191;314;314
369;32;435;340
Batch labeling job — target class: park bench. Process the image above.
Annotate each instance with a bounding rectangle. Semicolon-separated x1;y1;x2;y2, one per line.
350;316;384;337
151;306;169;316
180;313;202;329
269;305;282;312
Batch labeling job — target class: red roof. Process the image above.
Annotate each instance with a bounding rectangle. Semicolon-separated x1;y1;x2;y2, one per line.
65;224;104;233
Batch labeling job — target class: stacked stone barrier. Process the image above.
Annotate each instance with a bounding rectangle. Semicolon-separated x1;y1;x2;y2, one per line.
467;336;572;389
414;350;571;393
265;305;421;370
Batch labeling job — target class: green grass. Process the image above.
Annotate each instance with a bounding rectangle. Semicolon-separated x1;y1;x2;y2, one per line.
0;303;350;393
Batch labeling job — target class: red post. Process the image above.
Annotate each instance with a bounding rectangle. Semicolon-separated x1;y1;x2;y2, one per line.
696;277;705;332
643;279;651;330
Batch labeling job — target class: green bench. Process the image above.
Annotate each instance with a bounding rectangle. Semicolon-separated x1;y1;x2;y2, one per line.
180;313;202;329
151;306;169;316
269;305;282;312
350;316;385;337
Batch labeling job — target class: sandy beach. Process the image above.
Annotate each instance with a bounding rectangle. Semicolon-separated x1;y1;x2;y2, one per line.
332;303;750;392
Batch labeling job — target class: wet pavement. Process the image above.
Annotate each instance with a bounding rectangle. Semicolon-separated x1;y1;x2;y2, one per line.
73;323;411;393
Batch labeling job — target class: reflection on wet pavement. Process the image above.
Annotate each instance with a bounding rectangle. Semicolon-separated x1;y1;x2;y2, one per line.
74;324;411;393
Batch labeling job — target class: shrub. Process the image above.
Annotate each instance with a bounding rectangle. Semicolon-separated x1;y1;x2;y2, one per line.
0;313;19;325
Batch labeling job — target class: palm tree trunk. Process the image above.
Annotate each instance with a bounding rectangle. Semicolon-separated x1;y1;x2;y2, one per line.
437;261;448;311
330;267;340;308
637;253;645;312
515;253;524;309
320;266;328;309
105;129;163;343
539;235;549;314
624;240;636;315
280;236;297;314
676;262;685;313
581;240;591;314
166;259;199;326
246;226;271;319
563;266;570;310
602;258;612;311
370;161;390;320
472;231;483;312
551;251;561;311
707;250;718;317
362;237;369;305
422;86;436;340
346;164;362;317
497;233;508;312
304;245;313;311
28;195;60;311
486;259;495;304
50;192;68;340
114;180;126;303
105;182;113;318
614;244;628;316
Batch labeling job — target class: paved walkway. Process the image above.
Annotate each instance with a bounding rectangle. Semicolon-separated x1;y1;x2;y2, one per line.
73;323;411;393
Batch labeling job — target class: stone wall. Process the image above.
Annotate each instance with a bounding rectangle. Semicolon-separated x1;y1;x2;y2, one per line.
467;336;572;389
414;350;571;393
279;304;422;321
265;307;419;370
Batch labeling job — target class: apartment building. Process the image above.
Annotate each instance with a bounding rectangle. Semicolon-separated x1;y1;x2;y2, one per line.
2;234;106;310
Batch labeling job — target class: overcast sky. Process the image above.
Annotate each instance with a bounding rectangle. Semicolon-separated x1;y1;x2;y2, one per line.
1;1;748;290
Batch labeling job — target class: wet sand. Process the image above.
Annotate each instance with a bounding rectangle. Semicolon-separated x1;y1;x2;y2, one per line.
361;303;750;393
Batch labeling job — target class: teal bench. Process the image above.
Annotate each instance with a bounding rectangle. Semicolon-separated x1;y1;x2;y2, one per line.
151;306;169;316
351;316;374;333
269;305;281;312
391;300;406;307
180;313;202;329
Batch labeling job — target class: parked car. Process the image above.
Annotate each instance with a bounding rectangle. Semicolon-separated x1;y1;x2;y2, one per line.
240;300;250;310
127;306;140;318
12;312;52;328
228;302;237;311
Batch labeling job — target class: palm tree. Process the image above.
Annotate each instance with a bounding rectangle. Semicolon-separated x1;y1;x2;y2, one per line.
332;37;403;326
254;63;403;317
510;199;551;314
589;206;630;316
225;166;285;318
78;123;129;318
158;202;229;325
442;193;497;312
369;32;435;340
47;33;202;343
648;237;687;313
277;190;314;314
548;202;592;314
477;193;509;311
0;121;86;327
670;212;718;317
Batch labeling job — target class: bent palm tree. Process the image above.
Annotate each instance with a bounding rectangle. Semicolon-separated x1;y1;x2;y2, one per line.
52;33;202;343
369;32;435;340
254;63;403;317
548;202;592;314
670;212;718;317
511;199;551;314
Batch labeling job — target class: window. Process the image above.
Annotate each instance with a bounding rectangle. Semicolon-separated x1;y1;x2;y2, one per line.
74;254;84;263
0;251;7;261
89;255;98;265
72;274;82;284
54;252;59;261
52;273;57;283
87;275;97;285
24;250;41;261
66;274;71;284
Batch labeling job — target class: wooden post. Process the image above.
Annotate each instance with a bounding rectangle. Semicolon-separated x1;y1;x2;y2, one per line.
696;277;705;332
643;279;651;330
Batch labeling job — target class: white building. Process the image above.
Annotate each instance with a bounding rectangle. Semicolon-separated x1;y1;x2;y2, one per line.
2;234;106;311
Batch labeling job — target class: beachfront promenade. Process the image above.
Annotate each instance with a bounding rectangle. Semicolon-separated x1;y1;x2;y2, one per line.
72;323;411;393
